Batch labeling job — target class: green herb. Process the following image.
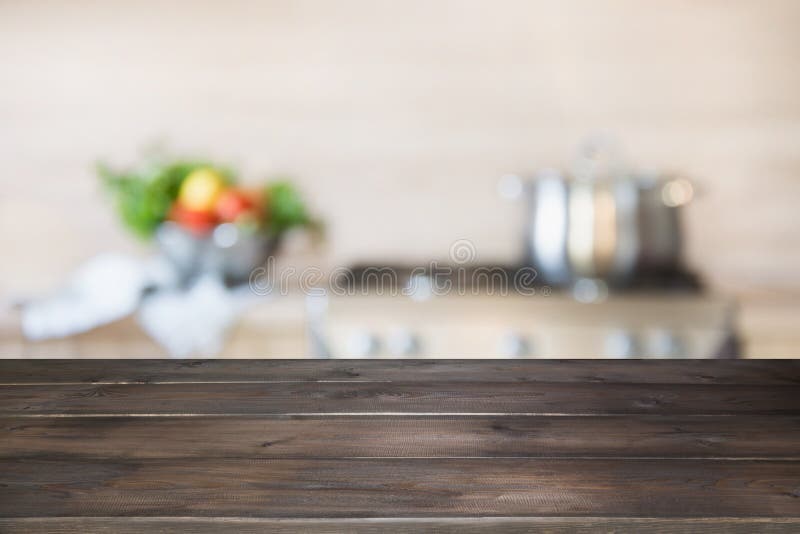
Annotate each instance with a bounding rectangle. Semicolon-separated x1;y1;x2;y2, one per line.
265;181;311;234
99;160;234;238
99;157;316;240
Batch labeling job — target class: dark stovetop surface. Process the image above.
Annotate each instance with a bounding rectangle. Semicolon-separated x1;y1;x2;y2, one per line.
337;263;703;292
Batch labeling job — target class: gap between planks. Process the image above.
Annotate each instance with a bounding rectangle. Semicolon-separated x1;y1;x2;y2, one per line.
2;412;777;417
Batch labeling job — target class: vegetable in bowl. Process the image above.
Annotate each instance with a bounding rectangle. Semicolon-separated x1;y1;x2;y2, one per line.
99;157;318;284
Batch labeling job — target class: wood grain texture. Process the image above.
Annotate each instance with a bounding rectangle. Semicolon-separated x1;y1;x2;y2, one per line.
3;517;800;534
2;382;798;416
3;359;799;385
1;360;799;527
2;415;799;460
2;458;800;518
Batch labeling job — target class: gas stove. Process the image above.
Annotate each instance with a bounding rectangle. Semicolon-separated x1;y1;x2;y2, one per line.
310;264;738;359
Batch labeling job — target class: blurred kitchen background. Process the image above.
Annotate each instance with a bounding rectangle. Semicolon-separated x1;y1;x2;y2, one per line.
1;0;799;358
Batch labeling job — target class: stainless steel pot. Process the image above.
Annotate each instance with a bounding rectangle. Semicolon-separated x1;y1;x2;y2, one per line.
505;136;693;288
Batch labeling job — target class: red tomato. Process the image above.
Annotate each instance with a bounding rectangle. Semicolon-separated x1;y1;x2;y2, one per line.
169;203;218;236
215;189;258;223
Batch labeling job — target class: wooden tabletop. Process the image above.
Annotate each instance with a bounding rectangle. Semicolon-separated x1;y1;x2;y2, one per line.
1;360;799;532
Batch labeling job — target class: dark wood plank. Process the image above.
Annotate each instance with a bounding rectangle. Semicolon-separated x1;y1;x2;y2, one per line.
1;382;798;415
3;361;798;525
2;415;799;459
2;359;799;385
3;517;800;533
2;458;799;518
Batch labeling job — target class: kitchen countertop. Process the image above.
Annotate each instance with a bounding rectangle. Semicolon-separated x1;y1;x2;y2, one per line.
1;359;799;532
2;292;798;358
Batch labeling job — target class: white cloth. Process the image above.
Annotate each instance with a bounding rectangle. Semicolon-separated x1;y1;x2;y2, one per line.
20;253;257;357
137;276;256;358
21;253;152;341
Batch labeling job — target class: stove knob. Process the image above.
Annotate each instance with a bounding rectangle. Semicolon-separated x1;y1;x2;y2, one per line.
387;330;422;357
649;329;687;358
346;331;381;358
498;333;532;358
604;329;641;358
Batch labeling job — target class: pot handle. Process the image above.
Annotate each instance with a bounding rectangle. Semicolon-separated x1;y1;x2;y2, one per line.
660;176;695;207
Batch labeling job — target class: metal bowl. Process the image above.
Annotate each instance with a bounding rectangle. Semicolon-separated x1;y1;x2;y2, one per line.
155;222;278;286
